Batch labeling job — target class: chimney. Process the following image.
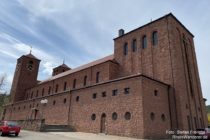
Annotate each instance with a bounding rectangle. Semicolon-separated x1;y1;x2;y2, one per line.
118;29;124;37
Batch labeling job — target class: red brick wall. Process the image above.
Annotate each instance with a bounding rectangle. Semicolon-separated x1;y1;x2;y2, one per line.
69;75;144;138
3;14;207;139
10;56;40;103
142;77;170;139
4;92;70;125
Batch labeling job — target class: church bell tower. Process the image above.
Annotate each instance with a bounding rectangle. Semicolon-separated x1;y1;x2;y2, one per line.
10;53;40;103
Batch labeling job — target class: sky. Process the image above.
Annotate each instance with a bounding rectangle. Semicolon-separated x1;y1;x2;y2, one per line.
0;0;209;104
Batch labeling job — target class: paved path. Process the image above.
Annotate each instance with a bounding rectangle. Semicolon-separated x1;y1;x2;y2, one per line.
0;130;143;140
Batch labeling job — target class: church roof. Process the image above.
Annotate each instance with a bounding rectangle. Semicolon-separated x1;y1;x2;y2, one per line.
23;53;40;60
54;63;70;69
39;54;116;84
114;13;194;40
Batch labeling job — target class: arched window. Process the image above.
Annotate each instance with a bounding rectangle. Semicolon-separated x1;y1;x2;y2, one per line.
123;42;128;55
42;88;45;96
152;31;158;46
84;76;87;86
63;82;67;91
31;92;33;98
29;61;33;65
36;90;39;97
48;86;51;94
28;61;34;71
154;90;158;96
76;96;79;102
73;79;76;89
142;35;147;49
55;84;59;93
150;112;155;121
96;72;100;83
63;98;67;104
161;114;166;121
132;39;137;52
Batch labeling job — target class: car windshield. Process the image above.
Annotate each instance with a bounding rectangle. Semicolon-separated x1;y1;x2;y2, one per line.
6;121;18;126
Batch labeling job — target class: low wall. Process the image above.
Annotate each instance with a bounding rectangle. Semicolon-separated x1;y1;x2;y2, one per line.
17;119;45;131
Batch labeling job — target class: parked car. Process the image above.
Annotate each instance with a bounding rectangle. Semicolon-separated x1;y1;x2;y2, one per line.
0;121;21;136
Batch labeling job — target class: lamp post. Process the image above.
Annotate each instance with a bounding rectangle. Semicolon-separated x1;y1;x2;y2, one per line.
40;99;48;120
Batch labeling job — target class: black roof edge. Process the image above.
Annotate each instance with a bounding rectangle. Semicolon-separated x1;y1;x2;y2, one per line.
113;13;194;41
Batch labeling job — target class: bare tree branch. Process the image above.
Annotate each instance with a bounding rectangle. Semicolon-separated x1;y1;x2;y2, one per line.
0;74;7;92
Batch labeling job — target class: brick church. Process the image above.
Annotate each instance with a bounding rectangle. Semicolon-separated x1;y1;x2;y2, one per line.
1;13;208;139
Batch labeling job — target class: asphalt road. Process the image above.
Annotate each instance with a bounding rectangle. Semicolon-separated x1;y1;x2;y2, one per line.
0;130;142;140
0;130;81;140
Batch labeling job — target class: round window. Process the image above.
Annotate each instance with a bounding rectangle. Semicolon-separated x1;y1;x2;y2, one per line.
112;112;118;120
124;112;131;120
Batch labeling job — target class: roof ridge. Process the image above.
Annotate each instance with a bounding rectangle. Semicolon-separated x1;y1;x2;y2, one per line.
39;54;114;84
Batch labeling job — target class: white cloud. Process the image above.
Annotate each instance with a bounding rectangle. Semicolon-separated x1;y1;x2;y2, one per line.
42;61;54;75
0;33;60;77
17;0;75;17
1;0;210;105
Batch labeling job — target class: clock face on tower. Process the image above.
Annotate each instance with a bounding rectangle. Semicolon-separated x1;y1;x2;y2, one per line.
27;61;34;71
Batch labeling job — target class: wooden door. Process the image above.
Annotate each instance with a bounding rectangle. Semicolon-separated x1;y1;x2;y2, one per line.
100;113;106;133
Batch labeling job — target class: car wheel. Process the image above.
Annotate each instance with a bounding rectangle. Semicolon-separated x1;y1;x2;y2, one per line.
0;131;2;136
15;133;19;137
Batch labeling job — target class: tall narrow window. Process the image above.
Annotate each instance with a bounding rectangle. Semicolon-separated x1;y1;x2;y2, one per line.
96;72;100;83
73;79;76;89
36;90;39;97
132;39;137;52
199;118;203;128
42;88;45;96
187;115;192;130
194;117;197;129
31;92;33;98
53;100;56;105
152;31;158;46
142;35;147;49
48;86;51;95
123;42;128;55
84;76;87;86
63;82;67;91
55;84;59;93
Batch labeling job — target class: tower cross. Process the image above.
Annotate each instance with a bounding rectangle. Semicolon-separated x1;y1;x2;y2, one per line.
30;46;32;54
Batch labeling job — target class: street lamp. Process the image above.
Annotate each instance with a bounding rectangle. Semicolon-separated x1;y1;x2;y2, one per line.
40;99;48;120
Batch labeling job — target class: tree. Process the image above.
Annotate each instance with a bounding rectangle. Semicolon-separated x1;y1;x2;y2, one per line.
0;74;9;118
0;74;7;93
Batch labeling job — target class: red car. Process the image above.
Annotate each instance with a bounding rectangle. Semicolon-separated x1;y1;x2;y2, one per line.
0;121;21;136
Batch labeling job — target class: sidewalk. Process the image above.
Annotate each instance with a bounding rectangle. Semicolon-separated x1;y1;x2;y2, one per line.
48;132;143;140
